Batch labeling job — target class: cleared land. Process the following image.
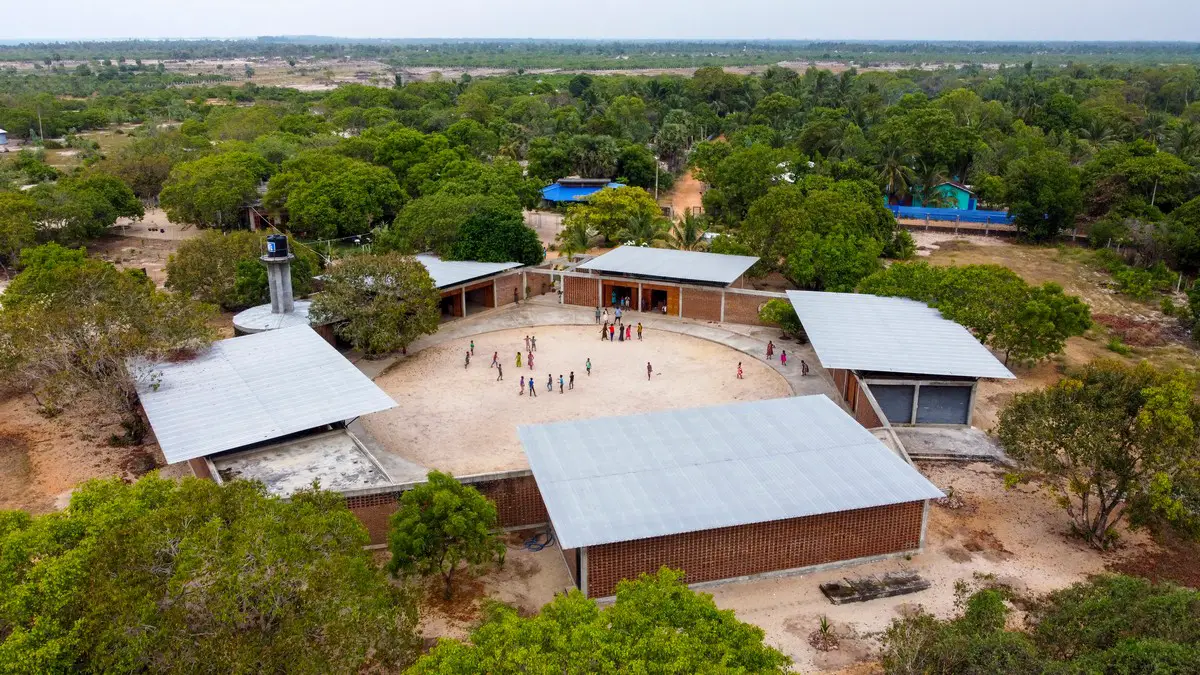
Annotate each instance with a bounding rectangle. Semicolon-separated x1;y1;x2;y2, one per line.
362;325;792;476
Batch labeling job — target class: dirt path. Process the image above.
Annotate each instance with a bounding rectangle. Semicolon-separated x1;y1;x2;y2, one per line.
666;170;705;220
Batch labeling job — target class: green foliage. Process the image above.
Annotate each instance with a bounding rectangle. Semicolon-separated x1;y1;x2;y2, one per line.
448;204;545;266
1106;337;1133;355
0;244;215;437
787;230;884;292
378;192;506;256
1004;149;1083;241
309;252;440;356
409;568;791;673
165;230;318;310
561;186;663;245
997;360;1200;547
859;262;1091;363
1091;249;1176;300
759;298;803;338
285;158;404;239
159;151;272;227
1161;196;1200;272
0;191;38;269
881;576;1200;675
387;471;504;600
0;475;420;674
26;172;143;245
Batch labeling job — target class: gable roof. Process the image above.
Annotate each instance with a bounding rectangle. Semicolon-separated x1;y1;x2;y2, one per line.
520;396;943;549
575;246;759;286
136;325;397;464
541;181;624;203
786;291;1015;380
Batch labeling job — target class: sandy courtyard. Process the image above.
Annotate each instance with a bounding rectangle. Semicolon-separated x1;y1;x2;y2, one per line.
362;325;792;476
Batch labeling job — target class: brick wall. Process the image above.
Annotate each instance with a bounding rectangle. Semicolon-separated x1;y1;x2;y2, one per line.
722;291;770;326
853;377;885;429
680;287;722;322
526;270;555;297
467;473;549;528
495;272;521;306
584;500;925;598
346;491;402;545
564;275;598;307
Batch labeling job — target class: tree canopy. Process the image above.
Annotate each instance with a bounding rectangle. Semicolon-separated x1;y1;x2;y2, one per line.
165;230;319;310
159;151;272;227
309;252;440;356
447;204;545;266
410;568;791;673
0;475;420;674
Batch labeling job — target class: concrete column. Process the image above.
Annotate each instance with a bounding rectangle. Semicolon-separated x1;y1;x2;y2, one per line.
580;547;589;598
492;279;498;308
678;287;684;317
720;291;726;322
265;258;294;314
597;278;602;307
461;288;467;317
637;283;643;311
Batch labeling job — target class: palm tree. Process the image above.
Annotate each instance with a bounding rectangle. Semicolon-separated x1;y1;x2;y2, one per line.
1079;118;1116;149
618;213;668;248
877;146;915;203
1170;123;1199;163
556;222;598;260
666;213;708;251
912;161;956;209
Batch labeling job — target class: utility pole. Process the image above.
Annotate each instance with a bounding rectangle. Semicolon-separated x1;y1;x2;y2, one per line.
36;105;44;143
654;154;660;201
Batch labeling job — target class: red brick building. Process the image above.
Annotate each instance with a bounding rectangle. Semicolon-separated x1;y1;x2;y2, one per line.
416;255;524;320
519;396;943;598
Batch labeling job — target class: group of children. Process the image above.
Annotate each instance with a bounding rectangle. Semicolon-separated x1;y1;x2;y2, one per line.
764;341;809;375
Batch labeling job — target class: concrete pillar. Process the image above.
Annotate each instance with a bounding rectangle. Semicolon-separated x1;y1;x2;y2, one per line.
492;279;498;308
678;287;684;317
580;547;589;598
597;277;602;307
637;283;643;311
265;257;294;314
461;288;467;317
720;291;726;322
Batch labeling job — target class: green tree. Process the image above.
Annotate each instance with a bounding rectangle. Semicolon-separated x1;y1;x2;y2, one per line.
561;186;662;244
787;229;884;291
0;192;38;272
0;475;419;674
285;160;405;239
309;252;440;357
991;282;1092;364
28;173;144;245
998;360;1200;548
1004;149;1083;241
387;471;504;600
166;231;319;310
700;144;782;225
378;192;501;257
409;568;791;673
0;244;215;439
1161;196;1200;272
448;204;545;266
556;221;600;259
666;213;708;251
759;298;803;337
568;134;622;177
159;151;272;227
617;212;669;247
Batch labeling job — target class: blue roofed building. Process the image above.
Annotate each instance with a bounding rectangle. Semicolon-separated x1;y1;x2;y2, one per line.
541;176;624;204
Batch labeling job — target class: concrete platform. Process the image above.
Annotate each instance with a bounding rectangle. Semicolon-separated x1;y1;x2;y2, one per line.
893;426;1011;464
210;429;393;496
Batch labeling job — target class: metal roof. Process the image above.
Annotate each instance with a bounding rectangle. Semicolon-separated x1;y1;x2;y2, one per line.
541;182;624;202
575;246;759;286
415;255;521;289
137;325;398;464
786;291;1015;380
520;396;943;549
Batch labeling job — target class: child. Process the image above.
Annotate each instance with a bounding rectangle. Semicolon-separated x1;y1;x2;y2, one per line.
524;335;530;351
465;351;470;368
646;361;653;380
801;359;809;376
781;350;788;367
569;371;575;390
496;363;503;381
618;328;624;342
491;351;498;368
737;362;743;379
586;358;592;376
626;325;631;341
531;335;537;351
519;375;525;395
470;340;474;356
558;375;564;393
529;378;537;396
609;325;615;341
637;323;643;340
516;352;522;368
766;341;774;359
595;306;601;323
547;374;553;392
528;352;534;370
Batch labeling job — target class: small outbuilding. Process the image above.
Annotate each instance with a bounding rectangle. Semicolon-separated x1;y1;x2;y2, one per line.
136;324;398;492
573;246;758;314
787;291;1014;427
540;176;623;204
520;396;943;598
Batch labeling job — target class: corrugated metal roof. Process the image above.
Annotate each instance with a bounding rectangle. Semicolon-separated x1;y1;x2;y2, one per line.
520;396;943;549
575;246;759;286
137;325;398;464
541;182;624;202
415;255;521;289
786;291;1015;380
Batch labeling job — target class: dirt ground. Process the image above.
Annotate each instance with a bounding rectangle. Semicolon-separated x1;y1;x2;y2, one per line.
703;461;1152;673
88;208;200;286
666;169;705;220
0;389;184;514
416;529;575;643
361;325;792;476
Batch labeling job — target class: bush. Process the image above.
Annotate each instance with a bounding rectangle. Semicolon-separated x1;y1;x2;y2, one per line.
758;298;803;338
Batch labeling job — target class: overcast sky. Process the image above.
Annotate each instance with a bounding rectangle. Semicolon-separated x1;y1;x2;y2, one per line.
4;0;1199;42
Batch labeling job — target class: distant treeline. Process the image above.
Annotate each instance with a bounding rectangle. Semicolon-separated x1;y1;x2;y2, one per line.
1;39;1200;68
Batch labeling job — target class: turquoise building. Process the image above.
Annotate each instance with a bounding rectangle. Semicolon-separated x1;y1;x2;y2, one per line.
911;181;976;210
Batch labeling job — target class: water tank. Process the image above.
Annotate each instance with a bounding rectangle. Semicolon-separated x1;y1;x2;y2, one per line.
265;234;289;259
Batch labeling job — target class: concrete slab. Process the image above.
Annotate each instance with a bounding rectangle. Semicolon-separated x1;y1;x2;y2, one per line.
893;427;1011;464
211;429;393;496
